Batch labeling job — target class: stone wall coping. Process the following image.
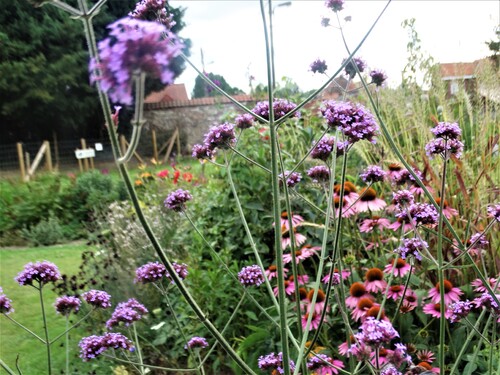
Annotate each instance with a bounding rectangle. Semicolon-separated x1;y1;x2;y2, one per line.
144;94;255;110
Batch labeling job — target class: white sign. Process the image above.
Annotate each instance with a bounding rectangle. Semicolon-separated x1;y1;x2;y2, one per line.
75;148;96;159
95;143;103;151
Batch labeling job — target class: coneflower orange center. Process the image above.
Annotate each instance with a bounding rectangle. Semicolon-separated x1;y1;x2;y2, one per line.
307;289;326;302
388;163;402;171
281;211;289;219
299;287;307;299
357;297;374;310
366;268;384;282
418;362;432;370
390;285;403;293
360;187;377;202
394;258;407;269
333;196;346;208
436;280;453;293
268;265;277;272
350;282;366;297
366;306;385;319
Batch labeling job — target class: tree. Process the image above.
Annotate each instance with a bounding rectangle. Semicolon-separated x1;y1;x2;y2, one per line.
0;0;191;143
192;72;244;98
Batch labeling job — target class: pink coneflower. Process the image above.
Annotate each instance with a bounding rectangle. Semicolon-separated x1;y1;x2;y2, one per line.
351;297;375;321
334;196;357;218
273;280;296;296
384;258;411;278
371;347;390;367
387;285;405;300
364;268;387;293
409;182;434;197
275;211;304;231
428;280;463;305
403;289;419;308
359;216;391;233
387;163;404;181
338;336;357;357
423;303;451;319
307;354;345;375
323;268;351;284
334;182;359;206
363;305;387;321
281;226;307;249
305;289;328;315
289;274;310;285
265;265;289;281
417;349;436;363
434;197;458;219
388;214;415;233
283;245;319;264
302;311;322;331
471;277;499;293
416;362;440;374
355;188;387;213
346;282;373;309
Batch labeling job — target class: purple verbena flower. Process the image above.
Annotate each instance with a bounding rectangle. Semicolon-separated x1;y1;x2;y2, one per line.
307;353;344;374
15;261;61;286
279;171;302;188
238;265;264;287
392;190;414;207
164;189;192;212
311;136;347;161
396;238;428;261
369;70;387;87
307;165;330;183
325;0;344;12
381;366;402;375
321;101;378;144
54;296;81;316
0;288;14;315
360;165;387;183
89;18;183;105
79;333;134;361
203;122;236;151
135;261;166;283
449;300;472;323
192;144;214;160
310;59;328;74
252;99;300;121
185;336;208;350
258;352;296;373
468;233;489;250
82;289;112;309
321;17;331;27
425;138;464;159
488;203;500;222
235;113;254;129
473;292;500;313
106;298;148;330
342;57;366;78
407;202;439;226
355;317;399;347
166;262;188;284
129;0;176;29
430;122;462;140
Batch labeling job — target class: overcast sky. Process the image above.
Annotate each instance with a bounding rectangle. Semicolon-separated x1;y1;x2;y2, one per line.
169;0;499;97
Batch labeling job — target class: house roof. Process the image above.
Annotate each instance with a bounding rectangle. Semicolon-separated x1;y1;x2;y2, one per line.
144;83;189;104
145;94;255;110
439;60;481;80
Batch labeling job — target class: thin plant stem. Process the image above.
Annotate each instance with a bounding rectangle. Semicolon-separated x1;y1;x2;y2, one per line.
0;360;16;375
50;309;94;344
3;314;46;344
39;284;52;375
65;316;69;375
132;324;145;375
228;145;271;173
489;320;497;375
101;353;199;372
391;263;414;324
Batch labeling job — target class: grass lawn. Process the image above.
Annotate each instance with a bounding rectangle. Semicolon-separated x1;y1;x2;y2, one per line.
0;242;102;374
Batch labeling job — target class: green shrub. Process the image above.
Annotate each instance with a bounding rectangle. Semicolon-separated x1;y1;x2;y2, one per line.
21;215;65;246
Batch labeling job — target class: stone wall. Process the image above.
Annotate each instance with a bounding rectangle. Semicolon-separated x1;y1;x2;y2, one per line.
143;96;255;154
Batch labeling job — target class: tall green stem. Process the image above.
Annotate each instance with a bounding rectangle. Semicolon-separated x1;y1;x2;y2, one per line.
39;284;51;375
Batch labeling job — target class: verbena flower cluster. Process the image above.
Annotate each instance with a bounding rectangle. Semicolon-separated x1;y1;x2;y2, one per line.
342;57;366;78
185;336;208;349
355;317;399;346
79;332;134;361
307;165;330;183
15;261;61;286
449;300;472;323
89;18;183;105
321;101;379;144
235;113;254;129
167;262;188;283
203;122;236;150
325;0;344;12
425;121;464;159
164;189;192;211
360;165;386;183
82;289;112;309
279;171;302;188
407;203;439;226
252;99;300;121
258;352;296;373
311;136;347;161
54;296;81;315
238;265;264;287
129;0;176;29
396;238;428;261
0;288;13;315
135;261;166;283
106;298;148;329
310;59;328;74
487;203;500;222
369;69;387;87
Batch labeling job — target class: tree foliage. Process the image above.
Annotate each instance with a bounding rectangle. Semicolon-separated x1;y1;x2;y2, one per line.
192;72;244;99
0;0;191;143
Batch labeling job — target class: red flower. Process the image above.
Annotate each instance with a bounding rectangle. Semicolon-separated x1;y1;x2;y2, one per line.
183;172;193;182
157;169;169;179
173;170;180;184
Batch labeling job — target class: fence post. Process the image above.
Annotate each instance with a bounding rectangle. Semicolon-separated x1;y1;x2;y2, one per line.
120;135;127;156
44;141;53;172
25;152;31;181
52;131;60;170
17;143;26;181
152;129;158;162
80;138;89;171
